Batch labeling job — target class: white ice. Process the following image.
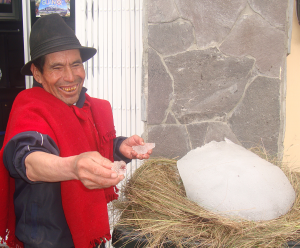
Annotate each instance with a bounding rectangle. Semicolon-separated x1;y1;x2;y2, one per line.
132;143;155;154
177;138;296;221
112;161;127;175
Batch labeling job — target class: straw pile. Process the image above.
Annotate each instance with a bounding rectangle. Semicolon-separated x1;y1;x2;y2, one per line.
113;148;300;247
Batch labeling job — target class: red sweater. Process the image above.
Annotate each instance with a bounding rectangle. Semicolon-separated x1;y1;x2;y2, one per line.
0;87;118;248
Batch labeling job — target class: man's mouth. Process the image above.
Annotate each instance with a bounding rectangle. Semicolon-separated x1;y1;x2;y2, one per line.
60;84;78;92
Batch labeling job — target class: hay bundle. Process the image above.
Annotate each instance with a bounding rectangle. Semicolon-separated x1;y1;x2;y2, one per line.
113;153;300;247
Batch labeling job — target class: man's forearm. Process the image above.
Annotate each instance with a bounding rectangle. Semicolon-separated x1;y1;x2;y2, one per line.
25;151;124;189
25;151;77;182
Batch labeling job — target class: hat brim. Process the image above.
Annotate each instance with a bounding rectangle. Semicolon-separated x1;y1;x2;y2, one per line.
21;46;97;76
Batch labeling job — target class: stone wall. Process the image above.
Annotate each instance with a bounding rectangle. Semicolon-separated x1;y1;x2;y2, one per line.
143;0;289;159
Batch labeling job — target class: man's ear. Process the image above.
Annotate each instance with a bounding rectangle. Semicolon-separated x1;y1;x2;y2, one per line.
30;63;42;84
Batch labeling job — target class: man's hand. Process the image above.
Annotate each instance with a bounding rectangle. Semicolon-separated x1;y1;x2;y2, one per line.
25;151;124;190
119;135;152;160
72;151;124;189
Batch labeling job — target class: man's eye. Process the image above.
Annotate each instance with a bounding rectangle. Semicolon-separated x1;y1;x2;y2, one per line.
73;63;82;67
53;66;62;70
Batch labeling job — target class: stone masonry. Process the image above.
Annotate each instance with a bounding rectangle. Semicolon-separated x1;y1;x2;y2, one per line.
143;0;289;159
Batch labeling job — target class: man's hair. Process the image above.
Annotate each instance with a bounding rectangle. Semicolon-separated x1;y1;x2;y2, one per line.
32;55;46;74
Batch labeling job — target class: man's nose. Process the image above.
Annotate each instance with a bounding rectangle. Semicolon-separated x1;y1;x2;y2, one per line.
63;66;75;82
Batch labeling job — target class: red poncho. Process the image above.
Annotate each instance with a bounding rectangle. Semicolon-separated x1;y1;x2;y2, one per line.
0;87;118;248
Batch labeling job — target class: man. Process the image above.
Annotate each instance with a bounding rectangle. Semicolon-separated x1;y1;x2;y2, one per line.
0;14;151;248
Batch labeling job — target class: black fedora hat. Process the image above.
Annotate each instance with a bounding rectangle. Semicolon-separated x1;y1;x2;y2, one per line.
21;13;97;75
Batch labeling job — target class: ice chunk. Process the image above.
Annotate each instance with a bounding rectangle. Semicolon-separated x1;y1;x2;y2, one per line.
132;143;155;154
177;138;296;221
112;161;127;175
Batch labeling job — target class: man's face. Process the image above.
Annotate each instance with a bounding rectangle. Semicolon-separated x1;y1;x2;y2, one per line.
31;49;85;106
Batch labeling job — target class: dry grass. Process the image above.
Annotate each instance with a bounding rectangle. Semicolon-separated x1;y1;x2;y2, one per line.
113;150;300;248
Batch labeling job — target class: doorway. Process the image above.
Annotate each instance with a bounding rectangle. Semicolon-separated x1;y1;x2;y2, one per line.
0;0;25;148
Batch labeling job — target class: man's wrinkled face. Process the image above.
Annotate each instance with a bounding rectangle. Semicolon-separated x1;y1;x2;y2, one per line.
31;49;85;106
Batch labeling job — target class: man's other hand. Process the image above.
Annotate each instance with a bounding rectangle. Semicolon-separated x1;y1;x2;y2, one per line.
119;135;152;160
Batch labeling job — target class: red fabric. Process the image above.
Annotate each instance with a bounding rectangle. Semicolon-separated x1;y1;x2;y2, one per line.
0;87;118;248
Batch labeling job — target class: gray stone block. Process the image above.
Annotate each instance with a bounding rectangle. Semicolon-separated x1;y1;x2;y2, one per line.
186;122;208;149
148;48;173;125
205;122;241;145
248;0;288;30
229;76;281;155
220;13;286;77
174;0;247;48
148;0;179;23
165;112;177;124
148;125;190;159
164;48;254;123
186;122;241;150
148;20;194;56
